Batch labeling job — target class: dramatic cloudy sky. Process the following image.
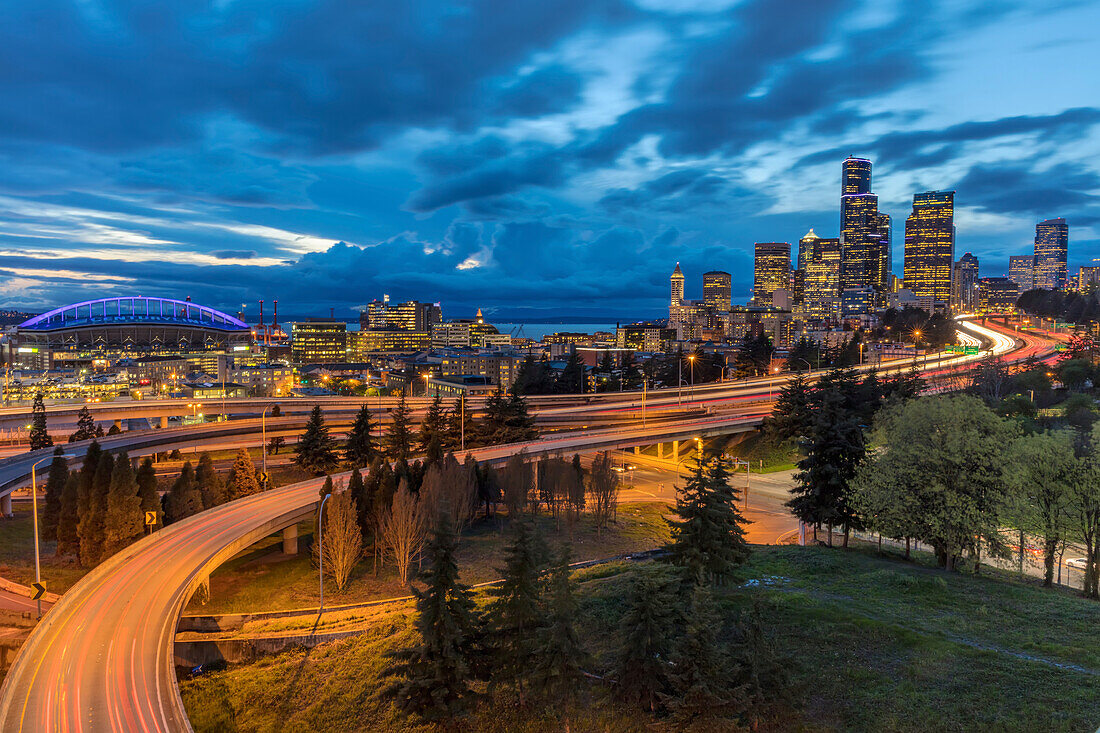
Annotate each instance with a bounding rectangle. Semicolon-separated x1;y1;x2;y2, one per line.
2;0;1099;321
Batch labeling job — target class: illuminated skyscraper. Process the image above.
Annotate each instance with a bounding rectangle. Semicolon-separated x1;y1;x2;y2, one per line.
903;191;955;312
1009;255;1036;292
840;157;891;300
797;229;819;270
670;262;685;307
951;252;979;313
1034;217;1069;290
804;238;842;320
702;271;732;312
753;242;791;305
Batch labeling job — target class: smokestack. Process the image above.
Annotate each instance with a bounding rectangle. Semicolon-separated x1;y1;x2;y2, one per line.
330;307;335;319
259;300;264;326
185;295;191;302
272;300;278;327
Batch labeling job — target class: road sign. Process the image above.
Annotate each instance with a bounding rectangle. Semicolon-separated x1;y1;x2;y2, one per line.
259;472;270;485
31;582;46;600
145;511;158;526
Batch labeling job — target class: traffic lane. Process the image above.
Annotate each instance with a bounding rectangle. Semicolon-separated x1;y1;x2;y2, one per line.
0;588;52;614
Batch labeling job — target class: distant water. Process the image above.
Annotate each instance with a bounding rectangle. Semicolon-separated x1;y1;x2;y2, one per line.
495;323;619;341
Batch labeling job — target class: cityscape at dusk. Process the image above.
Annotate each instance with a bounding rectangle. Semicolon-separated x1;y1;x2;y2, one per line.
2;2;1100;732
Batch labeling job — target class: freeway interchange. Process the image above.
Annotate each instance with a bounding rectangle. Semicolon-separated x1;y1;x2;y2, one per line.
0;318;1063;732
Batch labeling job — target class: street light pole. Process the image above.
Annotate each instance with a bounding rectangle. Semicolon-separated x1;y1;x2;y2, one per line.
318;492;331;612
460;391;466;452
689;354;695;401
261;404;271;488
31;453;73;619
678;357;682;406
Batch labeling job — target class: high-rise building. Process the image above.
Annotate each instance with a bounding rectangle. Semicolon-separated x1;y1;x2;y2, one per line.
1079;265;1100;294
1034;217;1069;290
797;229;819;271
290;319;347;365
840;157;891;300
670;263;685;308
903;191;955;313
977;277;1019;314
753;242;791;305
803;238;842;320
361;298;442;332
1009;255;1036;292
951;252;980;313
702;271;732;312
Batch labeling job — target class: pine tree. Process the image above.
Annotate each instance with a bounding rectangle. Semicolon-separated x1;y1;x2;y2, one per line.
68;406;98;443
418;395;446;453
764;372;814;444
29;393;52;450
56;474;81;556
344;405;377;467
732;598;790;728
444;397;473;450
386;391;414;461
614;573;677;712
347;467;370;539
529;547;588;704
556;349;586;394
381;512;483;722
78;451;114;567
227;448;260;501
195;452;227;509
166;462;203;523
41;447;69;539
661;584;738;725
487;519;549;697
294;405;339;474
102;452;144;558
135;457;160;515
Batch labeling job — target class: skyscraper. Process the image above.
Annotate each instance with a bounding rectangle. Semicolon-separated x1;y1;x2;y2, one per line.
1009;255;1036;292
951;252;980;313
702;271;732;312
753;242;791;305
903;191;955;313
1034;217;1069;290
804;238;842;320
839;157;891;301
797;229;819;271
670;262;685;308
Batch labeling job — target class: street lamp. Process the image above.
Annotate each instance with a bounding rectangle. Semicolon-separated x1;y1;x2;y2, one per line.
688;354;696;400
318;492;332;612
31;453;75;618
793;357;812;374
261;404;273;488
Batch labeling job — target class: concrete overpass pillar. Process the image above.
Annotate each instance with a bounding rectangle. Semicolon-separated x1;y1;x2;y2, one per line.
159;416;168;429
282;524;299;555
657;442;665;460
113;418;122;431
672;440;679;463
633;446;640;455
1;493;11;517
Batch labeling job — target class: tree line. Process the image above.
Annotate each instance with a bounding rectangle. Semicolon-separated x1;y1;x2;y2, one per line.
380;454;787;729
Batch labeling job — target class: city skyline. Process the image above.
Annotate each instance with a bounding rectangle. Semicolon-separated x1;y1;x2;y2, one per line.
1;1;1098;320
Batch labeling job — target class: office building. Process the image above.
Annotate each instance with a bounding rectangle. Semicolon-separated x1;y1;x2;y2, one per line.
670;263;685;308
839;157;891;300
1009;255;1036;292
360;297;441;332
978;277;1019;314
1034;217;1069;290
616;323;678;352
348;329;431;357
903;191;955;313
702;271;732;312
753;242;791;305
803;239;842;320
439;352;522;390
290;320;347;364
1079;265;1100;293
952;252;980;313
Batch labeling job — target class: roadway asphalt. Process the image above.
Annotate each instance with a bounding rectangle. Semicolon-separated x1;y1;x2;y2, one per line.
0;589;53;615
0;318;1060;732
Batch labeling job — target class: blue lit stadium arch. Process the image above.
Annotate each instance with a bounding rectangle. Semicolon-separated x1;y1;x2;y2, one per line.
15;296;252;350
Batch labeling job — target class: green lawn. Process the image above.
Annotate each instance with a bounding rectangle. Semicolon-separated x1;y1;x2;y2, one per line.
0;501;88;594
189;502;673;616
182;544;1100;733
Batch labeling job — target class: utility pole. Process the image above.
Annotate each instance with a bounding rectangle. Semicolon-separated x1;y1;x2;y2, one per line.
318;492;331;612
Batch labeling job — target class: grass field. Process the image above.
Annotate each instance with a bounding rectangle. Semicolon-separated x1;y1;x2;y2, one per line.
0;501;89;594
181;544;1100;733
188;502;673;615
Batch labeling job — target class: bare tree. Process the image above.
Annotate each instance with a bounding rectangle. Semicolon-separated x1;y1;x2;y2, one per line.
588;452;620;536
501;451;530;518
420;453;479;535
379;479;427;585
314;484;362;592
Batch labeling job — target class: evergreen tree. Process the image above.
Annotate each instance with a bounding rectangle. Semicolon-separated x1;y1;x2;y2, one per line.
620;350;641;390
666;457;751;587
764;372;814;444
732;598;791;728
386;391;414;461
29;393;52;450
382;512;483;723
68;406;98;443
294;405;339;474
227;448;261;501
102;452;144;558
661;584;739;726
344;405;377;467
733;334;774;377
614;573;677;712
347;467;370;539
424;434;443;468
56;474;81;556
135;457;160;515
529;547;587;703
418;395;446;453
487;519;549;696
41;447;69;539
444;397;473;450
556;348;586;394
195;452;227;509
78;451;114;567
166;462;203;523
